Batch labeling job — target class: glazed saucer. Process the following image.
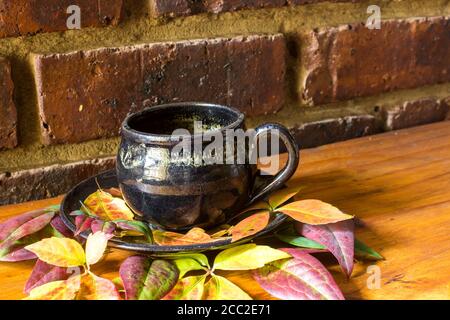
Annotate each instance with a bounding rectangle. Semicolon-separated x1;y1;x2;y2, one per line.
60;170;287;255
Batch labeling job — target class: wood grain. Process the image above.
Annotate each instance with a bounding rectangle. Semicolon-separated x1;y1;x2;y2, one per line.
1;122;449;300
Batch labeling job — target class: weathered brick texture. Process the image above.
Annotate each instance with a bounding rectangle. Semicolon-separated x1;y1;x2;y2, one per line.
0;0;123;39
302;17;450;105
33;34;286;145
382;98;450;131
0;157;115;205
0;57;17;150
150;0;360;16
291;115;379;149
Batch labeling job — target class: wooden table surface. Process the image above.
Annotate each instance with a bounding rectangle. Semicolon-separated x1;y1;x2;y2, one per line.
1;122;450;300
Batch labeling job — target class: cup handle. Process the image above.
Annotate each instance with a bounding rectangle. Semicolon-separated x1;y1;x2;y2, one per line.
248;123;300;205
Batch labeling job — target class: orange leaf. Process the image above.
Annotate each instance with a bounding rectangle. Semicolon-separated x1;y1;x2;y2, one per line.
277;200;353;225
153;228;224;246
77;273;121;300
268;187;301;209
229;211;270;242
83;190;134;221
104;187;123;198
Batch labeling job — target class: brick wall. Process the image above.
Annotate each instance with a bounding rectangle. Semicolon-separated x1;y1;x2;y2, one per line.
0;0;449;204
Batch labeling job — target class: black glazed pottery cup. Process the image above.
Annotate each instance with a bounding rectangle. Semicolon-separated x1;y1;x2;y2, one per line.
117;102;299;231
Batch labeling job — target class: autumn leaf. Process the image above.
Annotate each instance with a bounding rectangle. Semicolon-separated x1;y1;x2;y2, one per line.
90;220;116;235
296;220;355;277
26;237;86;267
75;215;95;236
0;208;48;241
83;190;134;221
229;211;270;242
355;239;384;261
276;232;327;250
203;275;252;300
0;212;56;261
114;220;152;242
268;187;301;210
253;248;344;300
162;275;206;300
158;253;210;278
85;231;111;267
153;228;223;246
174;256;209;278
77;273;121;300
119;256;179;300
25;276;81;300
213;244;291;271
25;260;69;294
277;200;353;225
50;215;74;238
104;187;123;198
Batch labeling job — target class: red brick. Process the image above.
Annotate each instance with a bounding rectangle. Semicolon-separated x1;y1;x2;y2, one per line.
149;0;360;16
205;0;285;14
33;34;286;144
149;0;193;17
0;57;17;150
0;157;115;205
382;98;450;131
291;115;379;149
0;0;123;39
302;17;450;105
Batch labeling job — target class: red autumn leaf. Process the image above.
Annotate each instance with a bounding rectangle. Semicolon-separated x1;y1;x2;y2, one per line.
90;220;116;235
25;259;69;294
119;256;179;300
0;212;55;260
253;248;344;300
153;228;223;246
1;248;37;262
83;190;134;221
0;208;48;241
229;211;270;242
50;216;74;238
74;215;95;236
296;220;355;277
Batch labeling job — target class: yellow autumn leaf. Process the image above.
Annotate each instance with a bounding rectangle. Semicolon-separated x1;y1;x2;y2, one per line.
25;276;81;300
277;199;353;225
162;275;206;300
26;237;86;267
268;187;301;209
84;190;134;221
85;231;110;266
203;275;252;300
213;244;291;271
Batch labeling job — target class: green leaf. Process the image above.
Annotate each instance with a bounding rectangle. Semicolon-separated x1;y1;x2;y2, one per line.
355;239;384;261
174;258;206;279
276;233;326;250
213;244;291;271
157;253;210;269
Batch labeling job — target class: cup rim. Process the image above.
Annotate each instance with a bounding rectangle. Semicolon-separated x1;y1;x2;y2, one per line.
121;102;245;145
